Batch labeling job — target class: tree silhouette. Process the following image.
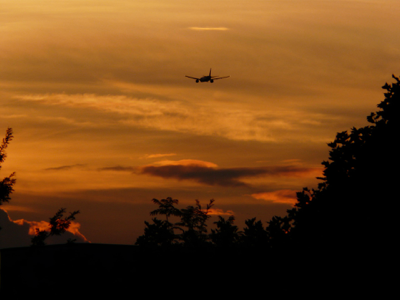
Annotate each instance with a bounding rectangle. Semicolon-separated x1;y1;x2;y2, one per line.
281;74;400;253
136;197;181;247
175;199;214;246
137;198;215;247
0;128;16;207
0;127;16;232
135;218;176;247
31;208;80;246
265;215;292;251
240;218;269;248
210;215;241;248
150;197;181;222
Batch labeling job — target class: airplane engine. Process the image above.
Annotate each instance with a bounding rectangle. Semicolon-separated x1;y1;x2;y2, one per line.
210;79;214;83
196;79;199;83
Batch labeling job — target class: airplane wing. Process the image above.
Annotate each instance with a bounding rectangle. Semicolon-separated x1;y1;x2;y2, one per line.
212;76;230;80
185;75;200;80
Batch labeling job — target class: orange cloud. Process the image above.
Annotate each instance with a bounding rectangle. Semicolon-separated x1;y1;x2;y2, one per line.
0;208;89;249
22;220;51;235
150;159;218;168
17;219;88;242
188;27;229;31
14;93;329;143
251;190;298;205
142;153;177;159
207;208;234;216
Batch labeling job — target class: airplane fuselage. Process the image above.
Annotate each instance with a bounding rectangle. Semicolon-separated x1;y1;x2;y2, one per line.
186;68;229;83
199;76;213;83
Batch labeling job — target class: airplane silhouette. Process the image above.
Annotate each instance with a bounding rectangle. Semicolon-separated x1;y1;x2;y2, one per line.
185;68;230;83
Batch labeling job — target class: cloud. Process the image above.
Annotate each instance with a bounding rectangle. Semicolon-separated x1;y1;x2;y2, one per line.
2;114;27;119
140;165;261;187
141;153;177;159
207;208;234;216
150;159;218;168
98;160;218;174
0;208;89;249
14;93;334;143
44;164;86;171
139;160;316;187
98;165;137;172
251;190;298;205
188;27;229;31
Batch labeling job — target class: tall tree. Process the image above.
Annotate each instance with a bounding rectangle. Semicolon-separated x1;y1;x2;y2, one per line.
285;74;400;252
0;128;16;206
150;197;181;222
175;199;214;246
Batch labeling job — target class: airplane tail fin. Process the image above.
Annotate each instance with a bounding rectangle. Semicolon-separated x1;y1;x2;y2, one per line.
209;68;212;76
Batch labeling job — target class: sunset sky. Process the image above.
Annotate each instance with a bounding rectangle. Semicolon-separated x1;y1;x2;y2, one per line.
1;0;399;247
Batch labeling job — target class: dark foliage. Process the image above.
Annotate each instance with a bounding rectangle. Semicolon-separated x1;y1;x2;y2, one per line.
31;208;80;246
283;74;400;253
136;198;216;248
0;128;16;207
150;197;181;221
210;215;241;247
134;218;176;247
136;75;399;254
241;218;269;248
175;199;214;246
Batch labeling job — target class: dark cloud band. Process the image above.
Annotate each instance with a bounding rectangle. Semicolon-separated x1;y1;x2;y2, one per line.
140;164;312;187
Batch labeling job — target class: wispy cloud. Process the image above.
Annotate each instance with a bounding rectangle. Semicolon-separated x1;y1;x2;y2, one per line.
208;208;235;216
44;164;86;171
15;93;332;143
252;190;298;205
98;165;137;172
188;27;229;31
141;153;177;159
2;114;27;119
150;159;218;168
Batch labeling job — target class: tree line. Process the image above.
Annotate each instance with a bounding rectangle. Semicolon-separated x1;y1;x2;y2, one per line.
134;197;274;250
135;74;400;255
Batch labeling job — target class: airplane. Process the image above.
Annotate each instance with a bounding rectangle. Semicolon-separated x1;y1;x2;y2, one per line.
185;68;230;83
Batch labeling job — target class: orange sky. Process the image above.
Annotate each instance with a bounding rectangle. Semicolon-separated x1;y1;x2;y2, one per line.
1;0;399;247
